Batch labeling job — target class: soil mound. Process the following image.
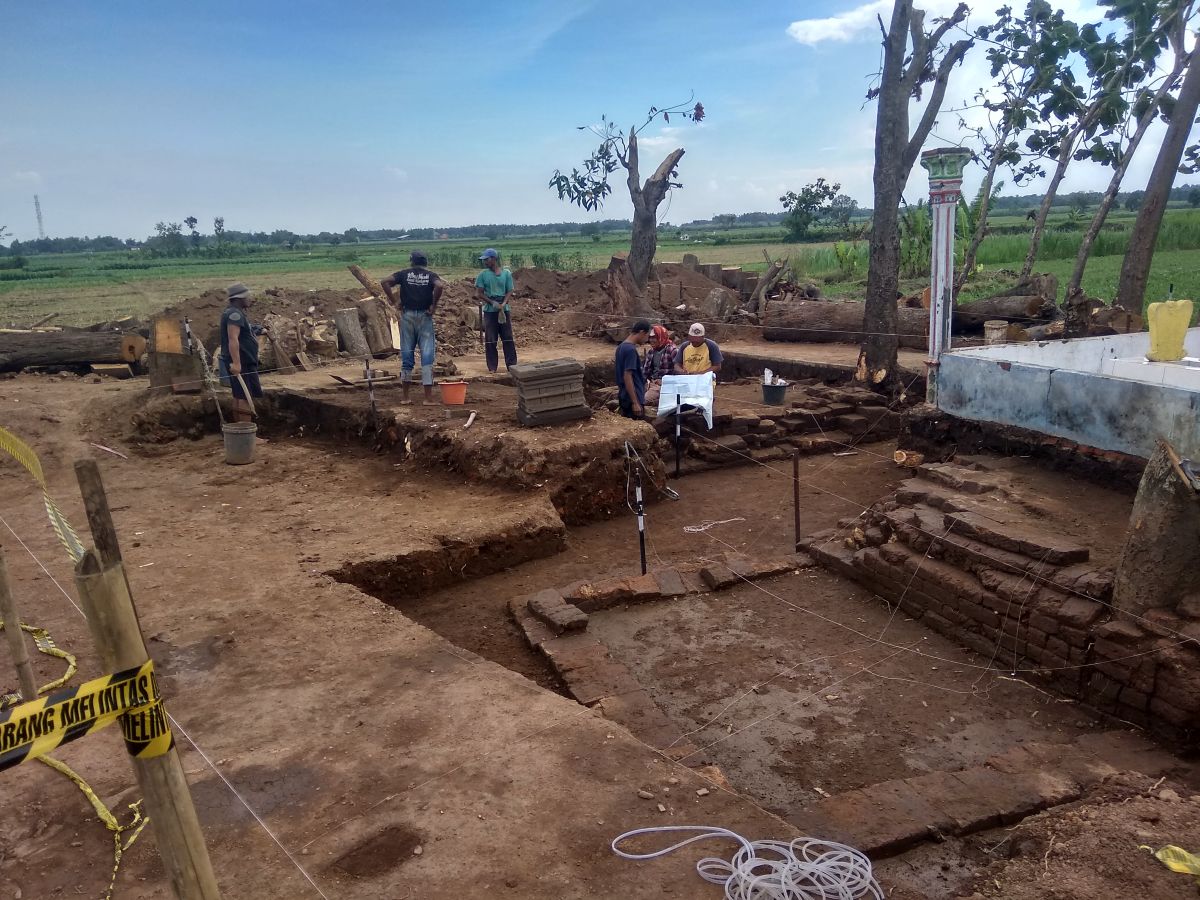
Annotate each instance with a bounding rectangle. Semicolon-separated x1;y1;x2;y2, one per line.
163;287;362;351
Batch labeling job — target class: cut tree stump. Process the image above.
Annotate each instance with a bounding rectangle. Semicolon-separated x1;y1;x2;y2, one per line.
603;255;654;318
1113;439;1200;618
359;297;401;355
762;299;927;349
333;308;371;359
0;331;146;372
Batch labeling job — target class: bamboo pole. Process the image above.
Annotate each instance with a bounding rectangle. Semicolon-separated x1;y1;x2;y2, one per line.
0;546;38;701
74;460;221;900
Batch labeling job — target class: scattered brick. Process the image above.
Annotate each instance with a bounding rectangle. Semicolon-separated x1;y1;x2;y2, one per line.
700;563;739;590
527;589;588;633
652;568;688;598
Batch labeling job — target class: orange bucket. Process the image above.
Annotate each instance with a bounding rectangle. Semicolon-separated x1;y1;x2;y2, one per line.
440;381;468;405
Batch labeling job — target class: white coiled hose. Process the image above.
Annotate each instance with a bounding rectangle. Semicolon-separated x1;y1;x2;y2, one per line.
611;826;884;900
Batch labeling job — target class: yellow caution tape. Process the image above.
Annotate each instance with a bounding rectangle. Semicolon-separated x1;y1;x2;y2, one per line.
1141;844;1200;883
0;659;172;771
0;425;85;562
40;754;150;900
0;620;78;707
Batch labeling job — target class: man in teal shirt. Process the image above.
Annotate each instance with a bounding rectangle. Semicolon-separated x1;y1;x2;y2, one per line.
474;248;518;372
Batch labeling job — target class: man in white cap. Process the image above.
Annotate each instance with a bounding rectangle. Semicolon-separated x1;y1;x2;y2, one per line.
473;248;518;372
219;282;263;422
675;322;723;376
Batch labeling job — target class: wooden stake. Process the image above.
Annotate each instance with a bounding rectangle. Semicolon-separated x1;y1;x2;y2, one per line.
74;460;221;900
793;449;802;553
0;546;38;701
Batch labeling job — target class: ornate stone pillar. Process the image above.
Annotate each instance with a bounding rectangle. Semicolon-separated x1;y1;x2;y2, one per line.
920;147;971;404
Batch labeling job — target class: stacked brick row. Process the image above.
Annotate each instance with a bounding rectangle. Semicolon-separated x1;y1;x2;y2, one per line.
802;463;1200;744
660;382;907;467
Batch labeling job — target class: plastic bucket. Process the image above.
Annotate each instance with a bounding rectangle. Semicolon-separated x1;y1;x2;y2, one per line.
440;381;468;405
983;320;1008;345
222;422;257;465
762;382;787;405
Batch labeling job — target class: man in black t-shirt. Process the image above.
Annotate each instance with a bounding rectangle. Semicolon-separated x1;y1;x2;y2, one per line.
382;250;445;403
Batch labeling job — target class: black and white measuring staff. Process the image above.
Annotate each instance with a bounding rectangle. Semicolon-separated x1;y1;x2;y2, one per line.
634;468;647;576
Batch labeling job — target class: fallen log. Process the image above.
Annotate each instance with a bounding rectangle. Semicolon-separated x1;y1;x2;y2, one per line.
954;294;1054;332
762;299;927;348
0;331;146;372
348;264;386;300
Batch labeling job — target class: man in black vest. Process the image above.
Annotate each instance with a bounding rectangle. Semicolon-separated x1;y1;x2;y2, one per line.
382;250;445;404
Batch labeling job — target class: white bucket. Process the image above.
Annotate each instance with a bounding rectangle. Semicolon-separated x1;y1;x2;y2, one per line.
983;320;1008;345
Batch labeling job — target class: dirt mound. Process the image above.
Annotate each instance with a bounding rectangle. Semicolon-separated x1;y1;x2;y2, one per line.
654;262;728;299
163;287;363;351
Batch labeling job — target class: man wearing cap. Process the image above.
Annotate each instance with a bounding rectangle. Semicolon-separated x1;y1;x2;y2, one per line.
382;250;444;404
615;320;651;418
675;323;723;376
642;324;677;407
219;282;263;423
474;248;518;372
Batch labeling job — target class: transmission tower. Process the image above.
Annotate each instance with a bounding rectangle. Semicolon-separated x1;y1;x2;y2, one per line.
33;195;45;239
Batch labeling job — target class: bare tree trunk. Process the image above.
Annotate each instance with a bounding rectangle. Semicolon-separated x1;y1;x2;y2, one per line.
623;131;684;291
628;207;658;291
862;1;971;391
1068;54;1189;299
1117;45;1200;313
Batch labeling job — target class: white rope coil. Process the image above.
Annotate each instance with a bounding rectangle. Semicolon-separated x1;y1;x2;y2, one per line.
612;826;883;900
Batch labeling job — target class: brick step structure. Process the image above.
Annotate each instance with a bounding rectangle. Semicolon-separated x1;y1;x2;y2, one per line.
645;380;911;473
508;551;815;763
802;463;1200;744
791;730;1184;859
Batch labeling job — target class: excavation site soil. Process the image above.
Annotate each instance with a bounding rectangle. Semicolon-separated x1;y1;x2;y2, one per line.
2;267;1200;900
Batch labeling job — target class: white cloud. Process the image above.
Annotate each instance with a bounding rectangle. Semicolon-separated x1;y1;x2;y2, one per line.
786;0;889;46
11;170;42;186
785;0;993;46
384;166;408;183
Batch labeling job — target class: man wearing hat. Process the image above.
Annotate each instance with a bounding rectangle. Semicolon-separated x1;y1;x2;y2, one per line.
219;282;262;422
473;248;518;372
382;250;445;404
675;322;723;376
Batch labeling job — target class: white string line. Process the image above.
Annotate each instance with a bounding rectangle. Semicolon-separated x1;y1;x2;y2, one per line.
0;512;331;900
678;422;1199;649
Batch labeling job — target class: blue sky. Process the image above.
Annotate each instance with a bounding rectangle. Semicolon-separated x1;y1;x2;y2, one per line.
1;0;1152;241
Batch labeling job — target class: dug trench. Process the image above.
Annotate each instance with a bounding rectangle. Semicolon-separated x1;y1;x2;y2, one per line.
105;360;1200;896
310;431;1199;897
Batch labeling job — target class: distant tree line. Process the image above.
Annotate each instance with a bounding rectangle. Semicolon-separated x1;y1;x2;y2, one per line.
6;180;1200;258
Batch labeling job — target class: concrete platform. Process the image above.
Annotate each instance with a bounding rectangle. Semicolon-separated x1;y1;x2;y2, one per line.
937;328;1200;460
